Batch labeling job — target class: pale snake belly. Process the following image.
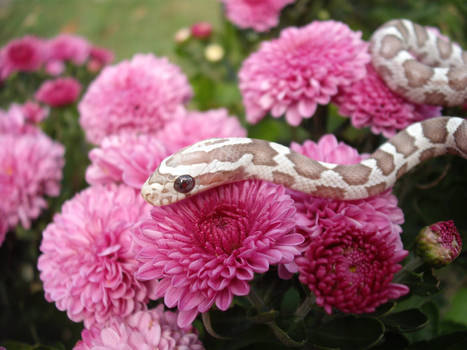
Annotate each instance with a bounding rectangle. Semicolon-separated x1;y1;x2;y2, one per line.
142;19;467;207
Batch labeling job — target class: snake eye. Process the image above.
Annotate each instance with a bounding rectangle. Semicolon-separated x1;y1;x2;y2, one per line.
174;175;195;193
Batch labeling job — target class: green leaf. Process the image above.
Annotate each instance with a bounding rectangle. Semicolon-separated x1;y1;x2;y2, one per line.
310;316;385;350
371;332;410;350
280;287;300;315
382;309;428;333
444;288;467;327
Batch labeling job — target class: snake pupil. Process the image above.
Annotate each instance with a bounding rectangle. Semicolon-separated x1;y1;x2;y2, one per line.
174;175;195;193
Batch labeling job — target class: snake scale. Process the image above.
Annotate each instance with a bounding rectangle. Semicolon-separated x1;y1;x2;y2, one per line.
142;19;467;207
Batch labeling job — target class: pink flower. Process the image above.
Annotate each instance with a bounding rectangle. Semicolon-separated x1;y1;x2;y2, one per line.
86;133;170;189
2;36;45;73
0;132;64;228
0;208;8;246
46;34;91;65
79;54;193;145
221;0;295;32
38;184;154;328
0;104;41;135
135;180;303;327
239;21;370;126
74;305;204;350
87;46;114;72
157;108;247;153
333;64;442;137
45;60;65;76
191;22;213;39
21;101;49;123
35;77;82;107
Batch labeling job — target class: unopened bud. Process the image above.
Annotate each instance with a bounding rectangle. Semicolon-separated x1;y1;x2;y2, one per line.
204;43;224;62
174;28;191;44
191;22;212;39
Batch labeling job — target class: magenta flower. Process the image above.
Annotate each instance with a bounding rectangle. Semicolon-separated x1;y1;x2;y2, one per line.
239;21;370;126
87;46;114;72
1;35;45;73
46;34;91;65
135;180;303;327
157;108;247;153
333;64;442;137
74;305;204;350
79;54;193;144
191;22;213;39
221;0;295;32
86;132;170;189
38;184;154;328
0;133;64;228
35;77;82;107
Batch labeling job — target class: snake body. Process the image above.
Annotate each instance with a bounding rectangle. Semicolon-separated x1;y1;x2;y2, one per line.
142;20;467;206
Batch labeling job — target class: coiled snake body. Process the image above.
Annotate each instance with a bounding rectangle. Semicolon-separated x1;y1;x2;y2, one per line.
142;20;467;207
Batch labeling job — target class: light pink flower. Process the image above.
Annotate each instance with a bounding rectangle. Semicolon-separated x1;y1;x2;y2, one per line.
46;34;91;65
157;108;247;153
333;64;442;137
221;0;295;32
0;104;41;135
38;184;154;328
79;54;193;145
35;77;82;107
45;60;65;76
74;305;204;350
86;133;170;189
239;21;370;126
21;101;49;123
135;180;303;327
2;36;45;73
0;133;64;228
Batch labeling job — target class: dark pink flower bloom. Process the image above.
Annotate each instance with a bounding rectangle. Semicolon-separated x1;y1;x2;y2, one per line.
135;180;303;327
0;132;64;228
35;77;82;107
79;54;192;144
221;0;295;32
74;305;204;350
87;46;114;72
239;21;370;126
86;132;170;189
191;22;213;39
21;101;49;123
46;34;91;65
38;184;154;328
2;36;45;72
157;108;247;153
333;64;442;137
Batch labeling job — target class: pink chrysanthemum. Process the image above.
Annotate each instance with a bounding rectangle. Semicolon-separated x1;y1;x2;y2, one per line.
333;64;442;137
2;35;45;73
0;133;64;228
74;305;204;350
135;180;304;327
0;104;41;135
86;133;170;189
239;21;370;126
157;108;247;153
38;184;155;328
35;77;82;107
221;0;295;32
87;46;114;72
79;54;193;145
46;34;91;65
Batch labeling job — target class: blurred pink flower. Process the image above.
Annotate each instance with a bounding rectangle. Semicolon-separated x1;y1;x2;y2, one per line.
45;60;65;76
0;104;41;135
86;132;170;189
79;54;192;144
1;36;45;73
157;108;247;153
191;22;213;39
21;101;49;123
87;46;114;72
0;208;8;246
333;64;442;137
0;132;64;228
74;305;204;350
46;34;91;65
135;180;303;327
239;21;370;126
35;77;82;107
221;0;295;32
38;184;154;328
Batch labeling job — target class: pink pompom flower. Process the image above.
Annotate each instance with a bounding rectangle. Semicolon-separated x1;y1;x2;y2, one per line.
239;21;370;126
79;53;193;145
157;108;247;153
86;132;170;189
0;132;64;228
2;35;45;73
191;22;213;39
35;77;82;107
38;184;154;328
74;305;204;350
221;0;295;32
46;34;91;65
290;135;408;312
333;64;442;137
134;180;304;327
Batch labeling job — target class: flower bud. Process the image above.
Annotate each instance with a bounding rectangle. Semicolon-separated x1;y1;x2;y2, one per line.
174;28;191;44
204;43;224;62
191;22;212;39
415;220;462;268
